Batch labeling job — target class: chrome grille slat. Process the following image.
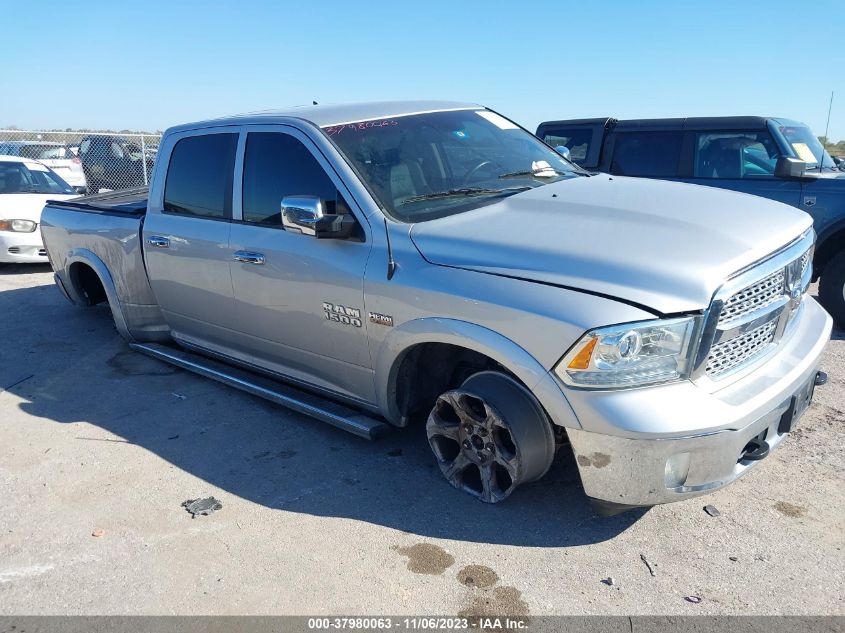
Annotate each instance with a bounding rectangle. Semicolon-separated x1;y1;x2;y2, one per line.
705;320;777;376
702;240;813;380
718;270;784;325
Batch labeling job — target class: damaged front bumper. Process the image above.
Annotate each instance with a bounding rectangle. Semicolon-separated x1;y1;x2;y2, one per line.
561;297;833;507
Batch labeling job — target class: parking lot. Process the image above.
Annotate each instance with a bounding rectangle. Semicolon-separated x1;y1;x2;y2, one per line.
0;264;843;616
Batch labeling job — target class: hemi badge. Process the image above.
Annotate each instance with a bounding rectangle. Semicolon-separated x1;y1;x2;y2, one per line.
369;312;394;327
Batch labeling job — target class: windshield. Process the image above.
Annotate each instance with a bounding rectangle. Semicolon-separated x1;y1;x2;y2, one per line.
323;109;581;222
778;124;836;170
0;162;75;195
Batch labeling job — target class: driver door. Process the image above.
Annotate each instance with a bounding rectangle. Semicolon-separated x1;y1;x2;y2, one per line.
226;127;374;404
681;130;802;208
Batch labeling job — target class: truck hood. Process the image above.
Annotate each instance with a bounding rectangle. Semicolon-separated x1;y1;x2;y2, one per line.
409;175;813;314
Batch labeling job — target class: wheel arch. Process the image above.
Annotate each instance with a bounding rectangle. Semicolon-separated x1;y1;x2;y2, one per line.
65;249;135;342
815;219;845;278
374;317;580;430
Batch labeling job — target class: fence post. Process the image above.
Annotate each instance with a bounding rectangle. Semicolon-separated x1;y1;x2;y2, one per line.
140;135;148;186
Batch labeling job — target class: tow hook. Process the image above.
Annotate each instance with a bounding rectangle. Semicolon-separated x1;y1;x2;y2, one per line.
741;437;770;461
815;371;828;386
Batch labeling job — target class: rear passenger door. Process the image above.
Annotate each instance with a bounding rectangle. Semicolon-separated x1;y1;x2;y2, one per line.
680;130;801;208
226;127;374;403
143;129;240;350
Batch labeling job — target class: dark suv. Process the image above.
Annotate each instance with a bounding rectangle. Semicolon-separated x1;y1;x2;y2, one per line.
536;116;845;328
78;135;154;194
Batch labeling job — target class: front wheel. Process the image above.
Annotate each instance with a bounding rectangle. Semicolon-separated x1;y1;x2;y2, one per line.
819;250;845;330
426;371;555;503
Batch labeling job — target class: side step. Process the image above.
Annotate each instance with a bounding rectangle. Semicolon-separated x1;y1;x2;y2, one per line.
129;342;390;440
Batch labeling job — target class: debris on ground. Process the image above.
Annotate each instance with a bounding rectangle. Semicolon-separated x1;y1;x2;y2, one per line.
167;435;180;440
729;556;739;562
640;553;657;577
171;392;187;400
703;504;721;517
387;448;403;457
182;497;222;518
91;528;105;538
601;577;615;586
684;595;703;604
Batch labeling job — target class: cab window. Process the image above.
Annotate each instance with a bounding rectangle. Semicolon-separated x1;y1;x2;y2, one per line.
163;133;238;219
609;132;682;177
540;128;592;163
241;132;346;227
694;132;780;178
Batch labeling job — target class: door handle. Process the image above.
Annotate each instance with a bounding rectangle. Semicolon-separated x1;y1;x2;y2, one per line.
146;236;170;248
233;250;266;265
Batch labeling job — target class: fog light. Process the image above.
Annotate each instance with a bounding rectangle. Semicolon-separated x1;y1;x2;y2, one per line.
664;452;691;488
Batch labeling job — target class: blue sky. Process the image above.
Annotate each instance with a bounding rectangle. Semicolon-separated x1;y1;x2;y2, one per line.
4;1;844;139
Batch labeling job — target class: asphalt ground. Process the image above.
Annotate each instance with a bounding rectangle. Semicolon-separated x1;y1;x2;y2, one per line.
1;264;842;616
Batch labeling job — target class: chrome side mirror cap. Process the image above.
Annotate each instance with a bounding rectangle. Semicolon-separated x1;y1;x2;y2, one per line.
281;195;356;239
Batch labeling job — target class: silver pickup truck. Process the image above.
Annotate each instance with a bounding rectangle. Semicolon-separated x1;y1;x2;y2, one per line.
41;101;833;513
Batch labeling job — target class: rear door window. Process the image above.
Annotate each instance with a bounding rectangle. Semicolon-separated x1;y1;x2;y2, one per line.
694;131;780;178
609;132;682;177
540;128;592;163
164;133;238;219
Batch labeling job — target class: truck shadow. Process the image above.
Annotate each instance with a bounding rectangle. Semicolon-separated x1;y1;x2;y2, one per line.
4;282;642;546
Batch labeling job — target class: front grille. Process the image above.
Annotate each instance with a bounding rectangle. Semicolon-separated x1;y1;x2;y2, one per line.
706;319;778;376
718;270;784;325
702;241;813;380
7;247;20;254
38;249;47;257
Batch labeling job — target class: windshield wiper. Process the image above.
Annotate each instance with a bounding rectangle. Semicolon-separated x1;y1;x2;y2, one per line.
399;186;529;205
497;168;570;179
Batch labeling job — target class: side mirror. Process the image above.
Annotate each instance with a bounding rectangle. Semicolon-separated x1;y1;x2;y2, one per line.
554;145;572;161
281;195;356;239
774;156;807;179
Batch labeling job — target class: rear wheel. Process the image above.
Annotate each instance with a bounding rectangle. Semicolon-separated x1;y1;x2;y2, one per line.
819;250;845;330
426;371;555;503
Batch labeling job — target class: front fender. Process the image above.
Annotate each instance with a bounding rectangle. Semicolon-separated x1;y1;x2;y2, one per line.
65;248;135;342
374;317;580;430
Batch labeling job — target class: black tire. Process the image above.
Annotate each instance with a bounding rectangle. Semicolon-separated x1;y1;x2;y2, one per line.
819;250;845;330
426;371;555;503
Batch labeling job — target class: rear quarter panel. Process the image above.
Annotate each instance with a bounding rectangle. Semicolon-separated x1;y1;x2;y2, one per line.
41;204;168;340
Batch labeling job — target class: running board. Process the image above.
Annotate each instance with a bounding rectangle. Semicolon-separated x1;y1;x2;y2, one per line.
129;342;390;440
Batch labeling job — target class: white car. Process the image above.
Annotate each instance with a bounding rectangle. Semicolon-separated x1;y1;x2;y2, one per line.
0;141;87;192
0;155;78;263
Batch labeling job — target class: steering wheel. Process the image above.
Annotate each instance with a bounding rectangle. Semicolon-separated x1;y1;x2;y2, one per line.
461;160;496;186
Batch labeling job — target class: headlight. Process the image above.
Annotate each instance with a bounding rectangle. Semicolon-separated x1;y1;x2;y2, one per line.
0;219;37;233
555;317;699;389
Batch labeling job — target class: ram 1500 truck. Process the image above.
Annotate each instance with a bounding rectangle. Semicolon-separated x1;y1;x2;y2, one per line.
41;101;833;512
536;116;845;329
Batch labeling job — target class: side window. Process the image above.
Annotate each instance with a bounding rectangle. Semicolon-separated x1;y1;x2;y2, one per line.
79;139;90;154
242;132;342;226
541;128;592;163
164;133;238;219
694;131;780;179
610;132;682;177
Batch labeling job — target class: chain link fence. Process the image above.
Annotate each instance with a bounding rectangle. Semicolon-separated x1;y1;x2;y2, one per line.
0;130;161;194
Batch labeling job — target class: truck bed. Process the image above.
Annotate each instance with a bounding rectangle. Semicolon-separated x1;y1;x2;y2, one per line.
40;187;167;341
48;187;148;215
